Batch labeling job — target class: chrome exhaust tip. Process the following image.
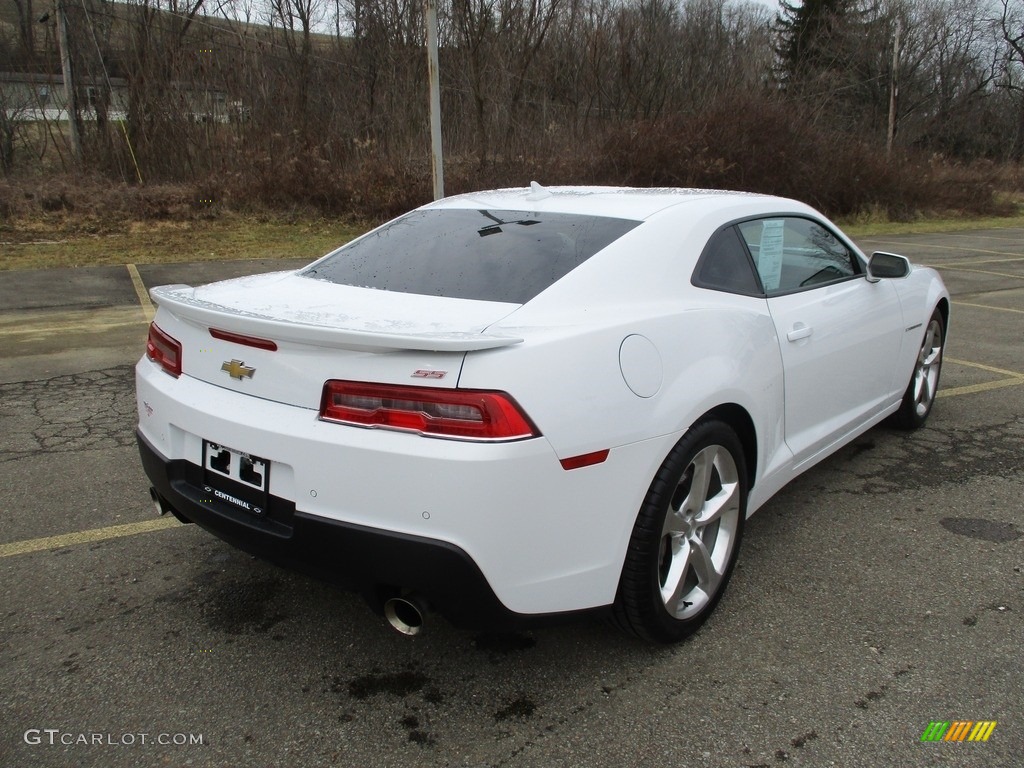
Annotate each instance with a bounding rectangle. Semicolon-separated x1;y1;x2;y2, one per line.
148;489;193;525
383;595;427;636
149;487;167;516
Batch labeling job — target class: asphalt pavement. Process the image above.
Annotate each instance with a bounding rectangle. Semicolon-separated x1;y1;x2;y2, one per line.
0;230;1022;767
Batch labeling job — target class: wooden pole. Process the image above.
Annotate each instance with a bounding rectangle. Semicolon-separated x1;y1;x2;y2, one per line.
425;0;444;199
887;17;900;158
56;0;82;163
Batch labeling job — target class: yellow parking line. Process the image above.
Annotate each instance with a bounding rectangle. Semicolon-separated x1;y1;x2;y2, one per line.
939;358;1024;399
126;263;155;323
933;266;1024;280
864;240;1022;258
0;306;144;338
0;518;179;559
943;256;1024;267
938;378;1024;398
944;233;1024;244
947;358;1024;378
953;301;1024;315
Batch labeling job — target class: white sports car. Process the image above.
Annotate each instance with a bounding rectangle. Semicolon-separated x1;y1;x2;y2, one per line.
136;185;949;642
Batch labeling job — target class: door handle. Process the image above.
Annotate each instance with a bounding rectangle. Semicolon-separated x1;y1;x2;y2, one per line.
787;324;813;342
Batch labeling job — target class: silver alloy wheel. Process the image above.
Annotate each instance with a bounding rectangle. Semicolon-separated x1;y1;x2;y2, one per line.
912;317;943;418
658;444;741;619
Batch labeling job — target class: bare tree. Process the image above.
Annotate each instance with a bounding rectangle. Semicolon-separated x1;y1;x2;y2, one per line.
996;0;1024;156
267;0;326;134
12;0;37;60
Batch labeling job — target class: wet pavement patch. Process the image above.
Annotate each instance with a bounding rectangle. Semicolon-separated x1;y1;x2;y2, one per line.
400;715;436;747
472;631;537;661
790;730;818;748
939;517;1022;543
494;695;536;721
346;670;429;699
203;576;288;634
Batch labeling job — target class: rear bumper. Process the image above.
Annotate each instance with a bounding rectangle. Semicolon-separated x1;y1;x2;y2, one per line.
138;431;582;630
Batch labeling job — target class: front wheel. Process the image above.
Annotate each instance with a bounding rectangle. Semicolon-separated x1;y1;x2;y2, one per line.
892;308;944;430
613;420;747;643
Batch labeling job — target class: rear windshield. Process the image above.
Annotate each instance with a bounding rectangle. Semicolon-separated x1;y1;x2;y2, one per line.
302;208;641;303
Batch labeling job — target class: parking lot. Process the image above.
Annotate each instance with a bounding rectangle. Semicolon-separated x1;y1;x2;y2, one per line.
1;229;1022;767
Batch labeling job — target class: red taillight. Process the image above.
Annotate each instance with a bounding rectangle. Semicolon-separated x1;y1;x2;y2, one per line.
319;381;539;442
209;327;278;351
146;323;182;377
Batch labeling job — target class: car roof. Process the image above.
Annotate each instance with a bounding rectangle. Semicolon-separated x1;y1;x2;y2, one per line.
424;185;782;221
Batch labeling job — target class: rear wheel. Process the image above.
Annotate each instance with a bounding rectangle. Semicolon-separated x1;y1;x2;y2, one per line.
613;420;747;643
893;309;944;430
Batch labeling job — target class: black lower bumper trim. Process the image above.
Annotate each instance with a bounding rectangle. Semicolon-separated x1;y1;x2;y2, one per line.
137;431;588;631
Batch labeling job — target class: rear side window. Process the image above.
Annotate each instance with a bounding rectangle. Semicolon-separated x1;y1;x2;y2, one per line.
303;209;641;304
693;226;762;296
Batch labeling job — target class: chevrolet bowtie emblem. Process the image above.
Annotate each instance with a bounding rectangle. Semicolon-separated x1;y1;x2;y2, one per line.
221;359;255;380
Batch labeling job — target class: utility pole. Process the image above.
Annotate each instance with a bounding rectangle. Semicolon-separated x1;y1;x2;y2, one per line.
55;0;82;163
886;17;900;158
425;0;444;200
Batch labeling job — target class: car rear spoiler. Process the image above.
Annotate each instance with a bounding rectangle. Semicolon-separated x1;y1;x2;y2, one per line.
150;285;524;353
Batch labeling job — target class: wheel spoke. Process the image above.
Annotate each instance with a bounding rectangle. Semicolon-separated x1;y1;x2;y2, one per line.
920;326;936;360
913;367;926;403
660;538;692;613
918;371;934;406
677;447;714;515
660;531;727;617
688;534;722;601
661;508;685;538
695;479;739;526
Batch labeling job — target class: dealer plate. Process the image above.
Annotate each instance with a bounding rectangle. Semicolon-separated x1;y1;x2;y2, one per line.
202;441;270;516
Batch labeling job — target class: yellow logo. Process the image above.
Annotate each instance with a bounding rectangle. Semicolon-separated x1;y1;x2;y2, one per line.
221;359;255;380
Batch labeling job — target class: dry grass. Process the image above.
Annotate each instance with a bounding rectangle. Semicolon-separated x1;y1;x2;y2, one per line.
838;195;1024;236
0;175;370;270
1;215;364;271
2;171;1023;272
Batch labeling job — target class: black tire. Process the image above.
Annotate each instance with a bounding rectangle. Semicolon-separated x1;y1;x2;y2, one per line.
892;308;944;430
613;419;747;643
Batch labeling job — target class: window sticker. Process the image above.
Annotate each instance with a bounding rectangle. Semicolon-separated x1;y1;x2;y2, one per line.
758;219;785;292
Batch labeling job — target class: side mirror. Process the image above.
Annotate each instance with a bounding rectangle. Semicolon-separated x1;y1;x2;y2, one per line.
866;251;911;282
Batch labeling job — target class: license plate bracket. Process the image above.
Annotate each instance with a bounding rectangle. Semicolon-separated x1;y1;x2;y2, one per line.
202;441;270;516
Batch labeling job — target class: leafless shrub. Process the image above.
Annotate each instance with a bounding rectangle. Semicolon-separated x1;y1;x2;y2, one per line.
592;95;1010;219
0;174;206;231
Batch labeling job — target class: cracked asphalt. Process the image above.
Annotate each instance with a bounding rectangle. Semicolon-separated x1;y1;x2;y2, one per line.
0;367;137;463
0;234;1022;767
